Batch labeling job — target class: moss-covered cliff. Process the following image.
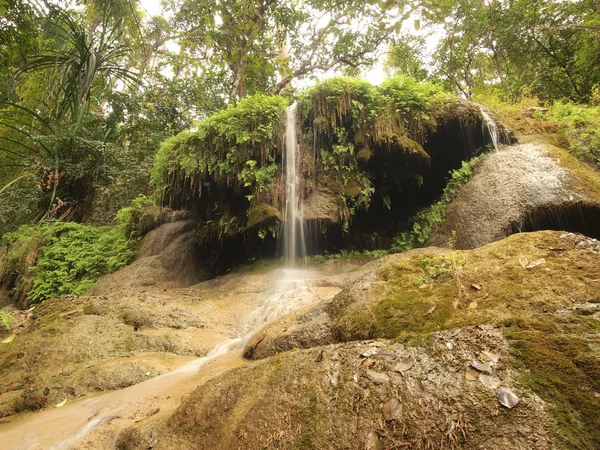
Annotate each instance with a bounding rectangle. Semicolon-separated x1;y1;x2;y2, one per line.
151;77;514;272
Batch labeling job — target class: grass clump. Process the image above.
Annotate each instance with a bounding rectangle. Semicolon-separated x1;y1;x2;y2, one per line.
1;222;134;304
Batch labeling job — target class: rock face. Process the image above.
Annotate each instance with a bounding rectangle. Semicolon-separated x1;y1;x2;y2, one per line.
89;219;207;295
428;140;600;249
148;328;554;450
196;231;600;450
154;81;517;269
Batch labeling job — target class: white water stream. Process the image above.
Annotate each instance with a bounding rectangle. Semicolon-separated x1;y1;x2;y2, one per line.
0;103;314;450
282;103;307;266
479;105;500;151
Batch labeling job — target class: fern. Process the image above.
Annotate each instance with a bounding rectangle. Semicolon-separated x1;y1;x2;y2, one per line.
0;311;13;332
391;154;487;252
2;222;135;304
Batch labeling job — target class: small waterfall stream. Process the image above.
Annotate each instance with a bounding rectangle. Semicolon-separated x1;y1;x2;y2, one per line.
479;105;500;151
282;103;307;266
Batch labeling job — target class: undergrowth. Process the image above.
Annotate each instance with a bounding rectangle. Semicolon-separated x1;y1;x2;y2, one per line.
306;248;388;264
547;102;600;167
391;154;488;252
1;222;134;304
475;92;600;168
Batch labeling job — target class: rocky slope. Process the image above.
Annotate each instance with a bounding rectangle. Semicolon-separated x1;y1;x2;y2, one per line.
120;230;599;450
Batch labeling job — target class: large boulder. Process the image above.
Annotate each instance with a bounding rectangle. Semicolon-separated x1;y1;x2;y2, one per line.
428;140;600;249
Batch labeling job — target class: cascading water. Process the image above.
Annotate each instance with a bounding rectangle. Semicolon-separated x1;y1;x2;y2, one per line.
282;102;307;266
241;102;316;345
479;105;500;151
1;102;319;449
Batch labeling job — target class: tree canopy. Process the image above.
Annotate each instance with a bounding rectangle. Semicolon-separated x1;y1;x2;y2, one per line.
1;0;600;234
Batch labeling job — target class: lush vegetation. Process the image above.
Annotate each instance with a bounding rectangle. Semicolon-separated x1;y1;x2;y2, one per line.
0;222;134;304
547;102;600;166
151;94;288;198
475;92;600;168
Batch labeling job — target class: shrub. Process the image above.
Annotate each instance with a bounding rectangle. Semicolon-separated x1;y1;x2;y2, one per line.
392;154;487;252
2;222;134;304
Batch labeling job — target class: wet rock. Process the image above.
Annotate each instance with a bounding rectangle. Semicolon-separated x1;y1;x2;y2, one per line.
383;398;402;421
428;142;600;249
366;370;390;385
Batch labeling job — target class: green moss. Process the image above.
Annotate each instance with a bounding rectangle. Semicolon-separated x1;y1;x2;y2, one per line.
294;391;319;450
505;321;600;449
395;135;429;158
356;146;373;162
246;204;281;229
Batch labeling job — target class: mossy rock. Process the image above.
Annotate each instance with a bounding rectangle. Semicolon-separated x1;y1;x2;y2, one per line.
151;331;554;450
247;204;282;229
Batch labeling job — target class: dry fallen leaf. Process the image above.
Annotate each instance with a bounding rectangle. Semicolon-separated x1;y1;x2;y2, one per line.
1;334;16;344
465;368;479;381
526;258;546;269
480;351;499;365
519;255;529;268
366;370;390;385
383;398;402;421
372;353;397;361
360;347;378;358
394;356;415;373
479;375;501;389
470;362;493;374
424;305;436;316
497;387;519;408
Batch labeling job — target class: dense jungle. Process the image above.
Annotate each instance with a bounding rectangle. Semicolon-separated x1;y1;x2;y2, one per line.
0;0;600;449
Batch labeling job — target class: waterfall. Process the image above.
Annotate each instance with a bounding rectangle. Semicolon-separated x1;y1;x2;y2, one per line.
479;105;500;152
282;103;307;266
